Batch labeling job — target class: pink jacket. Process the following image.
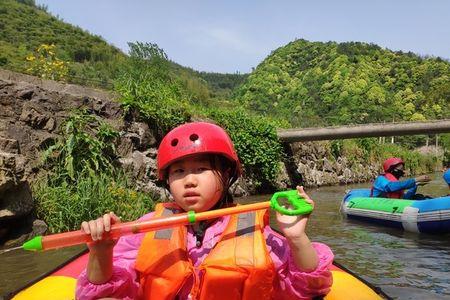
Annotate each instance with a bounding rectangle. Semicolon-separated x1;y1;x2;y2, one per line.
76;212;334;299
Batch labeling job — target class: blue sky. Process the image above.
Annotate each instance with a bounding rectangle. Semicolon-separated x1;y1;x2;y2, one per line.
35;0;450;74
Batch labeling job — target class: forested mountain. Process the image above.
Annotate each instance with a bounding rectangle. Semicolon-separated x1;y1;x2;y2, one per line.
235;39;450;127
169;63;248;103
196;71;248;98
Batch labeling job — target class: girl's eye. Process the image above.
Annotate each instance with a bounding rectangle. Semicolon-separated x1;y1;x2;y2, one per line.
198;166;210;172
172;168;184;174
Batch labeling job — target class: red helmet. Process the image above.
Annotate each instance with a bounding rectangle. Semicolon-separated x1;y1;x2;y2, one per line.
157;122;241;181
383;157;404;172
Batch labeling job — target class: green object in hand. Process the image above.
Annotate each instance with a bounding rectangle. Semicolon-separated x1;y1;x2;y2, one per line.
270;190;313;216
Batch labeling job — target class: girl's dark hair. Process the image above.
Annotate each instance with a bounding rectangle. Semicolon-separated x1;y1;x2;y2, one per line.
208;154;235;208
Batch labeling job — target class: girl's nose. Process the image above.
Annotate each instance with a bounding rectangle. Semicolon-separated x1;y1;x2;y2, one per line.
183;172;198;187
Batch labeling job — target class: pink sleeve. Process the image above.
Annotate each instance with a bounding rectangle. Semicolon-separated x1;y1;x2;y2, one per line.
264;226;334;300
75;212;154;300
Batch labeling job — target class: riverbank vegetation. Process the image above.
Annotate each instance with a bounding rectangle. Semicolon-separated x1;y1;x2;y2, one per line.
33;112;157;232
330;138;440;175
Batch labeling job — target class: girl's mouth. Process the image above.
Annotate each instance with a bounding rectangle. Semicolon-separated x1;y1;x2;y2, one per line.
183;191;200;197
183;191;201;203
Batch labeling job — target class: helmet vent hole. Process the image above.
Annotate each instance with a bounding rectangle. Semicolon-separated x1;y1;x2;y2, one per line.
189;134;199;142
171;139;178;147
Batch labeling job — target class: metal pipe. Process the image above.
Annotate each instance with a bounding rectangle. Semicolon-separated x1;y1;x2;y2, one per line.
277;119;450;142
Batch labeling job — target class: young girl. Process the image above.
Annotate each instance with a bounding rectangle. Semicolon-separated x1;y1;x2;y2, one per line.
76;122;334;299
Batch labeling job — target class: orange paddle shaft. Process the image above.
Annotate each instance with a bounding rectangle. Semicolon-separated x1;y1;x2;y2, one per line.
24;201;271;251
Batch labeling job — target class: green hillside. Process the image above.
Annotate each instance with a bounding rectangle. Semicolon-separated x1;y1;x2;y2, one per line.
0;0;128;87
0;0;239;99
235;39;450;127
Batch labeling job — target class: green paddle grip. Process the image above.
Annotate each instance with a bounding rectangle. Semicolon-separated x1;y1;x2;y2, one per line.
270;190;313;216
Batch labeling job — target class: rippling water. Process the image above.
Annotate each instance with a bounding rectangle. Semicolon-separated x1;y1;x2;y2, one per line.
1;173;449;299
0;244;85;297
241;172;450;299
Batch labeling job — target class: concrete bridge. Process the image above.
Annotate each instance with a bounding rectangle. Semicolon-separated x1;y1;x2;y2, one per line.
277;119;450;142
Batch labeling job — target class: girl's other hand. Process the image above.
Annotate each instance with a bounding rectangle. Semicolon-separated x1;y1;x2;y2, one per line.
275;186;314;240
81;212;121;252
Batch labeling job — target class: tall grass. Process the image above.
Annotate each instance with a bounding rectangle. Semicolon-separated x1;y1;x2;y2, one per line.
373;143;440;175
330;138;441;175
42;111;118;183
33;171;156;233
34;110;158;233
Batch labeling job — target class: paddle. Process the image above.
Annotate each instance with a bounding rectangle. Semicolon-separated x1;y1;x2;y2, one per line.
21;189;312;251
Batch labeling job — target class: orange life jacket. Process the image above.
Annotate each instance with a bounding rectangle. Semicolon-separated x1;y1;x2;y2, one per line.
135;202;275;300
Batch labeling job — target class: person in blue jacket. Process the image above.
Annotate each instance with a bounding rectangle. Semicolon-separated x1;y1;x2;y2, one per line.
371;157;431;199
444;168;450;190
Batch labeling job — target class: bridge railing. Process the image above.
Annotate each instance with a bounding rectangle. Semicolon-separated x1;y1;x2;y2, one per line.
277;119;450;142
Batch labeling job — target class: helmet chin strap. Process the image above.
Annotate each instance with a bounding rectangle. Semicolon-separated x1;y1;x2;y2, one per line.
192;220;209;247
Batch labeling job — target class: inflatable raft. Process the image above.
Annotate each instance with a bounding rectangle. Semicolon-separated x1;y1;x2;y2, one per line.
7;248;389;300
342;189;450;233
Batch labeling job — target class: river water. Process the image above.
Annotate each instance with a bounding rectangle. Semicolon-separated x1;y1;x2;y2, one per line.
1;173;449;299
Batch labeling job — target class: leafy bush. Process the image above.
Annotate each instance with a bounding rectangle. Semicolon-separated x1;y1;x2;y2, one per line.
205;108;283;190
441;133;450;167
113;43;286;190
42;111;119;183
35;111;157;233
1;0;125;87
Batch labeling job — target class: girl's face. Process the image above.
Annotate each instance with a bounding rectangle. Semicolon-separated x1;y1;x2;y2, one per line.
167;154;224;212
